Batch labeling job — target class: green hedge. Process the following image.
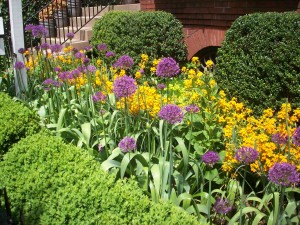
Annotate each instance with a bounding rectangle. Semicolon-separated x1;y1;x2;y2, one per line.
91;10;187;63
0;92;40;157
0;133;199;224
215;12;300;115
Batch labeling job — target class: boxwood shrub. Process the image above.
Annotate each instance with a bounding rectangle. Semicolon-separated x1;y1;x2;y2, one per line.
0;133;199;224
91;10;187;63
215;12;300;115
0;92;40;157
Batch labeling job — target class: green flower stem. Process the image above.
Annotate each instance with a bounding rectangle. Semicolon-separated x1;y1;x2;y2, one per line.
239;168;247;225
277;187;285;225
208;178;212;224
168;128;173;199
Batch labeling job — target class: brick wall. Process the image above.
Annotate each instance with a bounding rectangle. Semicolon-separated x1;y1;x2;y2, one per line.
140;0;300;28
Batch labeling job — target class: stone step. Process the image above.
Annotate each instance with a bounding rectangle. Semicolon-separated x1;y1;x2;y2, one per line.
70;15;102;29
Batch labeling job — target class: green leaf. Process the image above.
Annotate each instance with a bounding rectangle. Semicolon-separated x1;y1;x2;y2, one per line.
81;122;91;146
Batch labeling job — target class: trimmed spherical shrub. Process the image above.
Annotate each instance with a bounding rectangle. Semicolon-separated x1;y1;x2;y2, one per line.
91;11;187;63
0;133;199;224
0;92;40;156
215;12;300;115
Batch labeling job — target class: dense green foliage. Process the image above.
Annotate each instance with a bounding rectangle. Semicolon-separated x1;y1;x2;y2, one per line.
215;12;300;115
91;10;187;62
0;133;199;224
0;92;40;156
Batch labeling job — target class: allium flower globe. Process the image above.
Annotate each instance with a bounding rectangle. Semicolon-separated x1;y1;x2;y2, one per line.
202;151;220;167
268;162;300;187
113;55;134;69
158;104;183;124
113;75;137;98
156;57;180;78
292;126;300;146
271;132;288;145
213;198;232;214
92;91;106;103
235;147;258;165
118;137;136;152
14;61;25;70
66;32;74;40
185;104;200;114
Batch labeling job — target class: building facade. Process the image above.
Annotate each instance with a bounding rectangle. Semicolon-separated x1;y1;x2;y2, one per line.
140;0;300;60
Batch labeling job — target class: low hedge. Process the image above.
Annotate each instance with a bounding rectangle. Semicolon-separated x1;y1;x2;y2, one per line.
91;10;187;63
215;12;300;115
0;92;40;157
0;133;199;224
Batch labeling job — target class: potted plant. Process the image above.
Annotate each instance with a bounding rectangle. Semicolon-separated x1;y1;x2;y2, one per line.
39;0;69;31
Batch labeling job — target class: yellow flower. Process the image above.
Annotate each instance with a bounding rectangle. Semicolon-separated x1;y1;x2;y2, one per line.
205;60;214;68
135;71;142;79
181;66;187;73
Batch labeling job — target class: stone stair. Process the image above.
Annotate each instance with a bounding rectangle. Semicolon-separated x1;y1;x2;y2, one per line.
41;3;140;50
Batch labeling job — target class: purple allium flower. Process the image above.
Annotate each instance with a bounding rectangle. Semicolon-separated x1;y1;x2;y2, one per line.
156;57;180;78
105;51;115;58
97;43;107;51
77;65;86;73
118;136;136;152
72;47;79;53
31;25;47;38
268;162;300;187
185;104;200;114
158;104;184;124
66;32;74;40
70;69;80;77
292;127;300;147
14;61;25;70
113;55;134;69
25;24;35;32
213;198;233;214
84;45;93;52
40;43;50;50
235;147;258;165
58;71;73;81
92;91;106;103
43;78;55;86
83;57;90;65
87;65;96;73
50;44;63;53
18;48;26;54
74;52;85;59
271;132;288;145
54;67;61;73
43;78;62;89
157;83;166;90
113;75;137;98
202;151;220;167
35;46;40;51
139;69;144;74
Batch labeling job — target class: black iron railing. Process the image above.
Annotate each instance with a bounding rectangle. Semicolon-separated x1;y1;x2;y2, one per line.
23;0;118;47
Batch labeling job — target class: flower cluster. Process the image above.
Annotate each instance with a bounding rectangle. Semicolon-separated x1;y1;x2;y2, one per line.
113;55;134;69
66;32;74;40
235;147;258;165
213;198;233;214
185;104;200;114
292;126;300;146
97;43;107;51
202;151;220;167
158;104;183;124
92;91;106;103
271;132;288;145
268;162;300;187
113;75;137;98
156;57;180;78
14;61;25;70
118;137;136;152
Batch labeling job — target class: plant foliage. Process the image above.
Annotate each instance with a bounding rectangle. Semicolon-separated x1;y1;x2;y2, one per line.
91;10;187;63
215;12;300;115
0;92;40;156
0;132;199;224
